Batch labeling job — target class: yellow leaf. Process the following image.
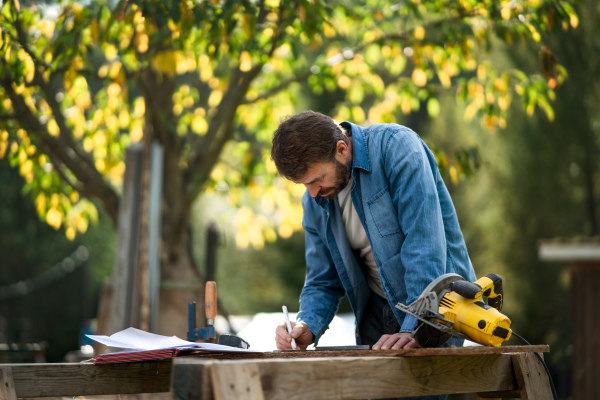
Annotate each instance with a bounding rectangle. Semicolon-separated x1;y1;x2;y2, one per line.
133;97;145;117
66;226;76;240
449;166;458;185
278;224;293;239
0;141;7;159
570;13;579;28
337;75;351;89
208;90;223;108
130;120;144;143
239;51;252;72
98;64;108;78
412;69;427;87
119;110;130;128
352;106;365;123
198;55;213;81
20;159;33;176
191;115;208;135
83;137;93;152
437;70;451;88
47;119;60;137
414;26;425;40
46;208;63;229
152;51;177;77
104;44;118;60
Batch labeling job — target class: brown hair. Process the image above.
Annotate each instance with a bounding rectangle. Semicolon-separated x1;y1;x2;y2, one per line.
271;111;348;181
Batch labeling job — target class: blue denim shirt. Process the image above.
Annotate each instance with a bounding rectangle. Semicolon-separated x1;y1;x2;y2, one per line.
296;121;476;344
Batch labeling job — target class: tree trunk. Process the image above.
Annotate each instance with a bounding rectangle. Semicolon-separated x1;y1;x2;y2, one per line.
157;232;204;336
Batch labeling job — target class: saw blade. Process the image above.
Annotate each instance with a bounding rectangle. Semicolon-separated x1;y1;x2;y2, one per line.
418;273;465;301
396;302;471;342
395;273;471;345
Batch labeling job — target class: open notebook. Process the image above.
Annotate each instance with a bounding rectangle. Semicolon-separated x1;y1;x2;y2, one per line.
87;327;260;364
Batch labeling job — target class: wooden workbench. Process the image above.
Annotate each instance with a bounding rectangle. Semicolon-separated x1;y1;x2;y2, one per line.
1;345;552;399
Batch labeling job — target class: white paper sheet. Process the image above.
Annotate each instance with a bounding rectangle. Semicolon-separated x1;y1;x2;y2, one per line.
87;327;260;352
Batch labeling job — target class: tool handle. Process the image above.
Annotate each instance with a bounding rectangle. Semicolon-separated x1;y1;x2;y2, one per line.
451;280;482;299
483;273;504;311
205;281;217;324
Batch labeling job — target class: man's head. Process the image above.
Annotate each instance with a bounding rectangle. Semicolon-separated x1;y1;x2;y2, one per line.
271;111;352;199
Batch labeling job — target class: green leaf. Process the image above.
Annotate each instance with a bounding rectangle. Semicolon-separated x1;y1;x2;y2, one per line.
427;97;441;118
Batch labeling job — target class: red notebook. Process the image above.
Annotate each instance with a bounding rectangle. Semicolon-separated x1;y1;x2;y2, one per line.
94;347;205;364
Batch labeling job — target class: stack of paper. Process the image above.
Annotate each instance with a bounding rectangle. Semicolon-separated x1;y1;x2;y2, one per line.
87;327;259;364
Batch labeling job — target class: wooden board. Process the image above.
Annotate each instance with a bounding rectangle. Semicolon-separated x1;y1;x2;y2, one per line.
172;353;520;400
8;361;172;398
265;344;549;359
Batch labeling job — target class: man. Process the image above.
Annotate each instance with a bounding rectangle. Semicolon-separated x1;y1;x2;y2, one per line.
271;111;476;353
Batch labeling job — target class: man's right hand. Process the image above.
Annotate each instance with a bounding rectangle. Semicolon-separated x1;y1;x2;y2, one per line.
275;320;314;350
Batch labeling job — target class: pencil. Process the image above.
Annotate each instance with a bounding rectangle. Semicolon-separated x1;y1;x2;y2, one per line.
282;305;297;350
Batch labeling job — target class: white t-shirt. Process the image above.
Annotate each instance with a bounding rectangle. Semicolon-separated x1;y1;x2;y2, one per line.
337;178;386;298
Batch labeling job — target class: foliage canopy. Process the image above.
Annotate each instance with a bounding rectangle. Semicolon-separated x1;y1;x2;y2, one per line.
0;0;577;250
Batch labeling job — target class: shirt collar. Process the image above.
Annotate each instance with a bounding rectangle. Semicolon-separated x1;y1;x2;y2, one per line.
341;121;371;173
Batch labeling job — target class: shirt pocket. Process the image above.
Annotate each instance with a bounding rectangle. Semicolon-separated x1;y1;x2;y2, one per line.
367;187;402;237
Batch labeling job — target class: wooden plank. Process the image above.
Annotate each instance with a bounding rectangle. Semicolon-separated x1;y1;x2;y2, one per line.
266;344;549;359
172;353;519;400
210;362;264;400
512;353;553;400
0;367;17;400
9;361;171;398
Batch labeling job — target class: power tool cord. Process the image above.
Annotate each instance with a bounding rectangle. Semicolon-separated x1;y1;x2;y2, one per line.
511;331;558;400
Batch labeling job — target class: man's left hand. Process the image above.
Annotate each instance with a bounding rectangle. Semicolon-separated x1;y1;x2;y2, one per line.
372;332;421;349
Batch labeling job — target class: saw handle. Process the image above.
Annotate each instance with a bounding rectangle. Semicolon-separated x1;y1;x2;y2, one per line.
451;280;482;299
450;274;504;311
482;273;504;311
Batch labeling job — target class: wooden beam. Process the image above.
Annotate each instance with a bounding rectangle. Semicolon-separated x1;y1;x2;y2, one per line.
8;361;171;398
172;353;519;400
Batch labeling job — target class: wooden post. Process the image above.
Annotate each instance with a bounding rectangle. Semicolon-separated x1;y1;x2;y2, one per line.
0;367;17;400
539;239;600;399
210;362;264;400
570;261;600;399
109;144;143;333
512;353;553;400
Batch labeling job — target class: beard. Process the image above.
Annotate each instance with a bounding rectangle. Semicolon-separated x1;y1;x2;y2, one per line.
318;158;352;199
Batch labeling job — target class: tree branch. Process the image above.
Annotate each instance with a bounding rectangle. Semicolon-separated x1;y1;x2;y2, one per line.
1;64;120;224
241;70;311;105
13;12;52;71
0;113;17;120
47;154;87;194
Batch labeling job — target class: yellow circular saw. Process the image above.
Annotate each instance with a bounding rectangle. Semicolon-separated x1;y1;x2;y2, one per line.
395;273;512;347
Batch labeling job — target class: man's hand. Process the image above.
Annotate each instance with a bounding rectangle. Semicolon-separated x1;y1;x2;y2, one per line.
372;332;421;350
275;320;314;350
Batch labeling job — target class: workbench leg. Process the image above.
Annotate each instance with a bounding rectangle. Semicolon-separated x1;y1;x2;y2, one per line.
0;367;17;400
210;362;264;400
511;353;553;400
